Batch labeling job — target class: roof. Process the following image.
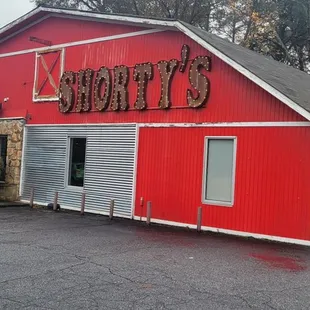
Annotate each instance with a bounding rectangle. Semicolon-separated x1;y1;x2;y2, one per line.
182;23;310;119
1;6;310;121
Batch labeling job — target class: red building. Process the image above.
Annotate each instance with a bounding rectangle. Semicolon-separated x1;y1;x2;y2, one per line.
0;6;310;245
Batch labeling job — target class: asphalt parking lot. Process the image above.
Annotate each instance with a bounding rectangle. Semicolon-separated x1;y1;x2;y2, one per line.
0;207;309;310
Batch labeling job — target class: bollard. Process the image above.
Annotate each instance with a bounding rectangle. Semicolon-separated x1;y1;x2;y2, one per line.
140;197;144;221
80;192;86;216
109;199;115;220
197;206;203;232
146;201;152;225
53;191;58;211
30;188;34;208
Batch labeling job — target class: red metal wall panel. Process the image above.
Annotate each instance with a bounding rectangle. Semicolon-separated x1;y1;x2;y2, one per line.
0;17;145;54
1;17;309;241
135;127;310;241
0;18;305;122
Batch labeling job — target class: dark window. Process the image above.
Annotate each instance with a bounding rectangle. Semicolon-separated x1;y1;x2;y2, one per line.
0;136;7;182
68;138;86;187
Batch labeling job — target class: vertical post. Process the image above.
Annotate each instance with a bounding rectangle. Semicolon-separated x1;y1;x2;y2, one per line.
53;191;58;211
140;197;144;221
109;199;115;220
80;192;86;216
146;201;152;225
197;206;203;232
30;187;34;208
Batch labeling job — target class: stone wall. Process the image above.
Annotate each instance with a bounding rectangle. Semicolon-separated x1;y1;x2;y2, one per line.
0;119;24;201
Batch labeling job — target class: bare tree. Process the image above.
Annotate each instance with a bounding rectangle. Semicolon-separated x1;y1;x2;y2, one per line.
34;0;221;29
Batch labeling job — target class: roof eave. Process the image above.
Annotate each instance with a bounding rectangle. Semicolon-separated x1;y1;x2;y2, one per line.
175;21;310;121
0;6;178;42
42;6;177;27
0;6;43;36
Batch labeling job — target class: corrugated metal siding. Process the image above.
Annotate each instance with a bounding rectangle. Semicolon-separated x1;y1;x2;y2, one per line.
0;17;145;54
0;27;305;122
21;125;137;217
135;126;310;241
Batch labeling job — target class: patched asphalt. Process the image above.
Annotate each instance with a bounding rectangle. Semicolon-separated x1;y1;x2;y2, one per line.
0;207;310;309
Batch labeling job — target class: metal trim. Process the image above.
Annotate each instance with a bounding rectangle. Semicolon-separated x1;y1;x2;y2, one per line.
0;28;165;58
19;126;27;197
202;136;237;207
131;124;139;218
139;122;310;128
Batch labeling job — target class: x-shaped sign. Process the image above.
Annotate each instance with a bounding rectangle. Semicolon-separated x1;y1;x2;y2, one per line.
36;52;60;96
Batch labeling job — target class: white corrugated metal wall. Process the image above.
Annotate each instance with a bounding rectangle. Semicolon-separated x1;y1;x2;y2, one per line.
21;124;137;218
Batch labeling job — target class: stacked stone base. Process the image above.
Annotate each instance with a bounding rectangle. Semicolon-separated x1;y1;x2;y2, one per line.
0;119;24;201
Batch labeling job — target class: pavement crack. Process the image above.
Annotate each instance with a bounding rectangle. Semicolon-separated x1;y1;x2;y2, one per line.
107;267;139;283
1;208;310;309
0;262;86;286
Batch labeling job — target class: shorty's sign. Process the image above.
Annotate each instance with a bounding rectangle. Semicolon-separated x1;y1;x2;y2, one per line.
59;45;211;113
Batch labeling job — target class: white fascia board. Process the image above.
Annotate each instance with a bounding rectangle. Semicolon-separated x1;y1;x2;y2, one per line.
24;122;310;128
41;7;177;28
0;7;43;36
0;28;164;58
175;22;310;121
0;117;25;121
0;16;50;45
138;121;310;128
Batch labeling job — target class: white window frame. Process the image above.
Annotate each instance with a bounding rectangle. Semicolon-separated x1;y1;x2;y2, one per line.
202;136;237;207
65;135;87;192
33;48;65;102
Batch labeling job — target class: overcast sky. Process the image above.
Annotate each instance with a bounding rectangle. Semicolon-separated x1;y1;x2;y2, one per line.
0;0;34;28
